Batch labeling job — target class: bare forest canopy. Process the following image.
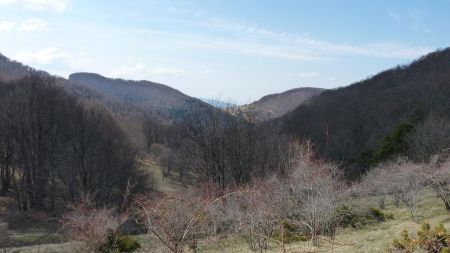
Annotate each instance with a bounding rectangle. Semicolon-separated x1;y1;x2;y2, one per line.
1;47;450;214
278;48;450;178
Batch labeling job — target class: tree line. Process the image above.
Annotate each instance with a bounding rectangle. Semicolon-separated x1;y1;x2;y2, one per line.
0;75;151;213
282;48;450;177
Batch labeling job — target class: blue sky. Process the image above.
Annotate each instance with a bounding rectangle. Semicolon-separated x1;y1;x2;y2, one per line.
0;0;449;103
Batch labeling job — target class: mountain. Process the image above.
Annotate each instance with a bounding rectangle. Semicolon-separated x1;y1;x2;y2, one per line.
242;87;324;120
279;48;450;176
0;53;216;151
68;72;210;120
0;53;212;121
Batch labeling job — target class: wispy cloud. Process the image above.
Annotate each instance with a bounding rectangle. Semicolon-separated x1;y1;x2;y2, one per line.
0;0;16;5
19;18;48;31
204;68;217;74
409;9;431;34
0;0;70;12
111;64;187;79
0;21;14;31
387;9;401;23
288;72;320;78
180;38;332;61
16;47;69;64
0;18;48;32
15;47;93;71
24;0;70;12
198;17;432;60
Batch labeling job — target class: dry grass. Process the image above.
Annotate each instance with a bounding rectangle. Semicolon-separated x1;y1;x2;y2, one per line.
136;158;185;196
179;189;450;253
3;189;450;253
1;242;80;253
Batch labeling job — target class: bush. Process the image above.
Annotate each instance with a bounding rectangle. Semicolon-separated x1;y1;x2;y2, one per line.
368;207;394;222
117;235;141;252
98;233;141;253
61;195;127;253
337;205;393;229
272;220;308;244
391;223;450;253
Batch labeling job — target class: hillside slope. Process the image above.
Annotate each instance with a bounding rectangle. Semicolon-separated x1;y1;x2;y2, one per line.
69;73;210;120
242;87;323;120
0;53;47;81
280;48;450;176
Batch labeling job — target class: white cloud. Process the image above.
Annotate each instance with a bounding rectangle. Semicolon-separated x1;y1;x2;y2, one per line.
22;0;70;12
288;72;319;78
180;38;330;61
16;47;68;64
19;18;48;31
0;21;14;32
0;18;48;32
112;64;187;79
0;0;16;5
152;67;186;76
195;17;432;60
204;68;217;73
15;47;94;72
0;0;70;12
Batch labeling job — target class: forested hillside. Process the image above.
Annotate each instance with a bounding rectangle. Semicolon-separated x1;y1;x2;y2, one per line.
69;72;211;121
0;53;47;81
0;76;151;212
242;87;324;120
281;48;450;177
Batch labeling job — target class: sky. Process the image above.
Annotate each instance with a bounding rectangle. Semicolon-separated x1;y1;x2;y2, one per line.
0;0;449;104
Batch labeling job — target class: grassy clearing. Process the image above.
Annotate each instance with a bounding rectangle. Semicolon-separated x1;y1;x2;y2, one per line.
2;189;450;253
1;242;80;253
136;158;186;196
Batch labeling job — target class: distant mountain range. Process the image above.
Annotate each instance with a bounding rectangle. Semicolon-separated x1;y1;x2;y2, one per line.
199;98;237;109
0;54;212;123
0;52;318;121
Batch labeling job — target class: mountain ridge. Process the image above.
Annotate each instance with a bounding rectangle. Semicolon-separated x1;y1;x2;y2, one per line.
241;87;324;120
279;47;450;176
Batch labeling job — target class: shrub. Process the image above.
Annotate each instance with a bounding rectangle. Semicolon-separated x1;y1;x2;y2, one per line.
337;205;393;229
61;195;127;253
391;223;450;253
117;235;141;252
369;207;394;222
98;233;141;253
272;220;308;244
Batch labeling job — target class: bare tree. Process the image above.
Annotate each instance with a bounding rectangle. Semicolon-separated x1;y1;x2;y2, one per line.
172;105;282;189
157;147;177;179
389;160;425;221
223;177;285;252
0;75;151;212
135;184;235;253
407;116;450;162
421;155;450;211
61;195;127;253
283;140;345;247
362;165;399;209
